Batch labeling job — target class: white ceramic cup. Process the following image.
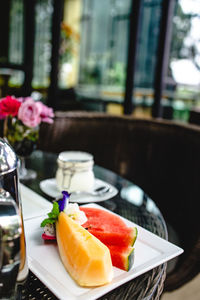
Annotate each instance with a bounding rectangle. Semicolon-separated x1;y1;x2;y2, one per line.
56;151;95;193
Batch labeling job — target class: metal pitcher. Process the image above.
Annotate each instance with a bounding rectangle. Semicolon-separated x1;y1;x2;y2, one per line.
0;138;28;299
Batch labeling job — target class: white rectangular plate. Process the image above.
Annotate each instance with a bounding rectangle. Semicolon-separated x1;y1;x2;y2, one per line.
22;186;183;300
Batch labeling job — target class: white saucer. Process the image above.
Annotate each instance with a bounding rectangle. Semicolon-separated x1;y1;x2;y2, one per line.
39;178;118;203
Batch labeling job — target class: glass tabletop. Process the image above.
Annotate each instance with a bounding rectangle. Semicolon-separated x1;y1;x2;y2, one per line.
20;150;168;300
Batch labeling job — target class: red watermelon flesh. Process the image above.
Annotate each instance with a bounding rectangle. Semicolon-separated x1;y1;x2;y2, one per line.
80;207;137;247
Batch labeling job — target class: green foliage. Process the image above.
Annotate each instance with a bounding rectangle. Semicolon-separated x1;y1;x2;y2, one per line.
6;116;39;144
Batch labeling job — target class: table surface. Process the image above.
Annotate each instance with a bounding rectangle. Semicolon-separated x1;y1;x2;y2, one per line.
20;150;167;300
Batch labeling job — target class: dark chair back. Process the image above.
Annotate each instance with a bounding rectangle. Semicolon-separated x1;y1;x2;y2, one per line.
38;111;200;291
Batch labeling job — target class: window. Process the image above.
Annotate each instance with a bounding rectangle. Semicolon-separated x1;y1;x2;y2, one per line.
32;0;53;89
0;0;53;97
166;0;200;121
3;0;197;121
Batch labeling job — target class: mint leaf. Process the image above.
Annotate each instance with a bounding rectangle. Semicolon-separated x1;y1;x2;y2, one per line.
40;202;60;227
52;202;59;215
40;218;56;227
48;211;57;218
47;202;59;218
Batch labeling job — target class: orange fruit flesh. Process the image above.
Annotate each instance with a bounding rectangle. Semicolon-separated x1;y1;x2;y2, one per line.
56;212;113;287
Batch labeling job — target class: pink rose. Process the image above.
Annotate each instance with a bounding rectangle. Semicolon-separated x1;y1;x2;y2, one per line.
18;99;41;127
17;96;32;103
36;102;54;124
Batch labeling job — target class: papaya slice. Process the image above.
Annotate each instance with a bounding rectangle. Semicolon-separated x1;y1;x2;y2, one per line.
56;212;113;287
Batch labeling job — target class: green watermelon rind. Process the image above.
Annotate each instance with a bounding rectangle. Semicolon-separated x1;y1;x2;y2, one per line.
127;248;134;271
130;227;138;246
120;246;135;271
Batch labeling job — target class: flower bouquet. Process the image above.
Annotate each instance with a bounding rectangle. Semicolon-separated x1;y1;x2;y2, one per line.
0;95;54;180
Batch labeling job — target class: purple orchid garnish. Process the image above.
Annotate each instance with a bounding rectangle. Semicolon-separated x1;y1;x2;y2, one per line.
57;191;70;212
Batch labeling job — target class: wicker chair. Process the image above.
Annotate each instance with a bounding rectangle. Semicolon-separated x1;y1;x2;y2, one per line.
38;111;200;292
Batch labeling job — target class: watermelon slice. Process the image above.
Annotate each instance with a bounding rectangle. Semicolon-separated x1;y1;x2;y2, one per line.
80;207;137;247
107;245;134;271
80;207;137;271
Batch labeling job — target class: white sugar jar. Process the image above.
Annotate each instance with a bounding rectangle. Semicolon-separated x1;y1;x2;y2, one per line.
56;151;95;193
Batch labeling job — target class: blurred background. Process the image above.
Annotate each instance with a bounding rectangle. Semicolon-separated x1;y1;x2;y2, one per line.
1;0;200;123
